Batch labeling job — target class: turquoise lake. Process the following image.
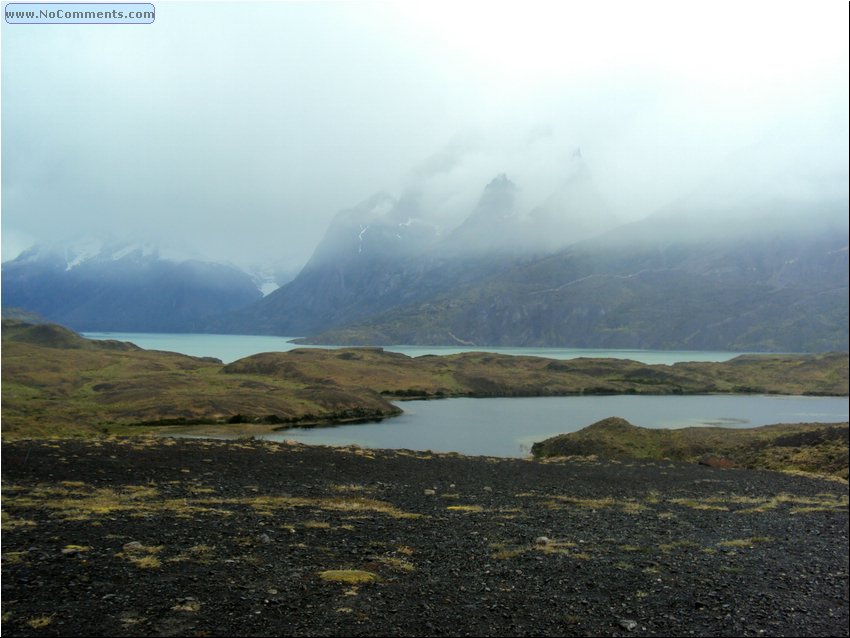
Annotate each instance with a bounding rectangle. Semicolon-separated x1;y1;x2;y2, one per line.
82;331;750;365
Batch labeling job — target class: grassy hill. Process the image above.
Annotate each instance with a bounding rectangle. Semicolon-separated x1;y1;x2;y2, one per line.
224;348;849;398
532;417;850;479
1;321;399;439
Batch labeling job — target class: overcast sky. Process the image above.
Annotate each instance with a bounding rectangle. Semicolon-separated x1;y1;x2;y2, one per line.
2;0;848;271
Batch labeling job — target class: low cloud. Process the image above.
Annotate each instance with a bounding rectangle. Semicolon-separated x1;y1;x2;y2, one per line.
2;2;846;269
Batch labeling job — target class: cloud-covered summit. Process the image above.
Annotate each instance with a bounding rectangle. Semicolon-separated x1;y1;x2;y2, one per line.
2;2;846;273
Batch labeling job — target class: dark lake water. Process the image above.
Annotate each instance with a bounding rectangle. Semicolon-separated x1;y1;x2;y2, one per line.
249;394;847;457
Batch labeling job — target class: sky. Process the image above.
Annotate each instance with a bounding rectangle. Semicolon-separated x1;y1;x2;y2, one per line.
1;0;848;272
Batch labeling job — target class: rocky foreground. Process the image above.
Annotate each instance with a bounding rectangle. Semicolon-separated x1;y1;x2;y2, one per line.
2;438;848;637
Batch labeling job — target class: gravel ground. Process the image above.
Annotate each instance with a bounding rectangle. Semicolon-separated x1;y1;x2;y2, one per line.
2;438;848;637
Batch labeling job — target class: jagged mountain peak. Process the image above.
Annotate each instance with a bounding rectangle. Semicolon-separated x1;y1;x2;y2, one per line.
475;173;518;219
485;173;515;189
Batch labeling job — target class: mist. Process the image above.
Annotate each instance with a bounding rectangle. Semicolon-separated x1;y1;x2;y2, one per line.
2;1;847;273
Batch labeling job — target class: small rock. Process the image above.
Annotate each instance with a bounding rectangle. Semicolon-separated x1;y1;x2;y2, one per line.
619;618;638;631
256;533;271;544
122;541;143;552
424;489;436;496
483;486;492;492
534;536;550;546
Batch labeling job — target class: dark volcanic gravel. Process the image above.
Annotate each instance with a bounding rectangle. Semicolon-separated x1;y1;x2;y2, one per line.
2;438;848;637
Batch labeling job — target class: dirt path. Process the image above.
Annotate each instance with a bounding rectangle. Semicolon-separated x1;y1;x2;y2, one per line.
2;438;848;636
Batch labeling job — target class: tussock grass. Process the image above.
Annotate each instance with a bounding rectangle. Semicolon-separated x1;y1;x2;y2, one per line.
117;542;164;569
659;540;701;553
544;495;647;514
318;569;379;584
171;600;202;613
3;483;422;522
128;555;162;569
663;493;848;514
446;504;484;513
490;541;529;560
717;537;773;549
1;512;37;530
492;547;527;560
669;498;729;511
167;545;216;564
3;551;29;564
377;555;416;572
490;538;579;559
226;494;423;519
25;615;53;629
331;483;369;493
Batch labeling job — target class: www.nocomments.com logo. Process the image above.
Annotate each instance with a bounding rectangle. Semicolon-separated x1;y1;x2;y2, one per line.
5;3;155;24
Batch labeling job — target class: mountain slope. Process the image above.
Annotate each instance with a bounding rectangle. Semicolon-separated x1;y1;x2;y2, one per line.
1;242;262;332
299;213;849;351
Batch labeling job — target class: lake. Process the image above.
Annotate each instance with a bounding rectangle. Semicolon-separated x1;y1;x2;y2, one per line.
82;331;751;365
197;394;849;458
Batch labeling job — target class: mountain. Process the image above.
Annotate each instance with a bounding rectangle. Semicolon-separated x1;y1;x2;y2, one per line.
443;151;618;255
1;241;262;332
296;196;849;351
276;140;848;352
10;144;844;352
215;183;536;336
219;157;620;337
